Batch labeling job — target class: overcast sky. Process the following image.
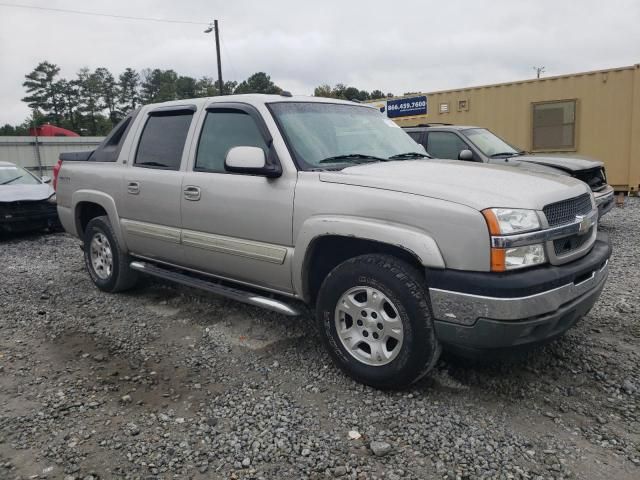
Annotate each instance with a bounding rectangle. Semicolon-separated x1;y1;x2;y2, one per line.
1;0;639;124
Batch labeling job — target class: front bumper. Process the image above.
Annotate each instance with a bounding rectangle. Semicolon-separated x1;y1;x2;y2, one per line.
0;201;60;233
428;233;611;350
594;186;615;217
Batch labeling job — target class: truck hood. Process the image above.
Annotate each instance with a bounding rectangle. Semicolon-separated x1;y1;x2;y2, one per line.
319;160;590;211
509;153;603;173
0;183;54;203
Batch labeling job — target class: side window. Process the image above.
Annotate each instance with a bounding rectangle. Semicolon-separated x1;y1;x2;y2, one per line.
134;111;194;170
195;110;268;173
406;131;424;145
426;132;469;160
91;115;134;162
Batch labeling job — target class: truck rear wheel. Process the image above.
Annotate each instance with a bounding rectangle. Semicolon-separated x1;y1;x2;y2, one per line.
83;215;138;293
316;254;440;389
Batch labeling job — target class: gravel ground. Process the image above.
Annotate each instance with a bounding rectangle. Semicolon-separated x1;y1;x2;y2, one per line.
0;199;638;480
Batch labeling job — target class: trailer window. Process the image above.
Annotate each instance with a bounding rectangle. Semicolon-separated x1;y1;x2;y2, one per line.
532;100;576;151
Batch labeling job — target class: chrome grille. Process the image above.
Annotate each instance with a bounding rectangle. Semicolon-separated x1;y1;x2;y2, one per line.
543;193;593;227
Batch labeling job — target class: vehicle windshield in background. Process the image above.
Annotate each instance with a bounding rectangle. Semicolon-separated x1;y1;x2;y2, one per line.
0;165;41;186
269;102;427;169
464;128;521;157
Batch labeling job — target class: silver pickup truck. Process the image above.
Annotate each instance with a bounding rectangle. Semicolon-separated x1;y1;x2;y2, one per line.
54;95;611;388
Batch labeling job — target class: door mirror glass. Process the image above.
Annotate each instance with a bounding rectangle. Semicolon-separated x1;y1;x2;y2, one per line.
41;175;52;184
225;146;280;177
458;149;474;161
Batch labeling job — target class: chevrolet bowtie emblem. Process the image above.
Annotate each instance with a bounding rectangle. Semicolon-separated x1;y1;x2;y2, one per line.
575;214;591;235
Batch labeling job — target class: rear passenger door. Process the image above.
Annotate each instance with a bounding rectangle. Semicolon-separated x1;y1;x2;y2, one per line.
426;131;473;160
180;103;296;293
120;106;196;264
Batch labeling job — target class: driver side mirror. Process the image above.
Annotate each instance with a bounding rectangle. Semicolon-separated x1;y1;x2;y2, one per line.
458;149;474;161
224;146;281;178
41;175;52;184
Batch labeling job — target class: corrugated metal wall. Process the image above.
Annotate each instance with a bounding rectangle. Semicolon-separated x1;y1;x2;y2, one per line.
0;136;104;175
381;64;640;192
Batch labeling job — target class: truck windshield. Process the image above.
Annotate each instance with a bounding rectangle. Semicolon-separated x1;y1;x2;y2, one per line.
269;102;427;169
463;128;520;157
0;166;41;185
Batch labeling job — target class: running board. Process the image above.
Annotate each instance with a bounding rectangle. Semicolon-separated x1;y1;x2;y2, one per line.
129;261;301;316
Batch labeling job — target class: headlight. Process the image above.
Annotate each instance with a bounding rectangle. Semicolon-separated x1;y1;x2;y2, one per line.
506;244;546;269
490;243;546;272
47;194;57;204
483;208;540;235
483;208;546;272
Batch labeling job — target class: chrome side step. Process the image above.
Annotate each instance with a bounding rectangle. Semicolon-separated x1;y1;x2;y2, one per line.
129;261;301;316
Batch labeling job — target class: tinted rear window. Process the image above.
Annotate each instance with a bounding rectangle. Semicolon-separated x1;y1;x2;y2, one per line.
134;112;193;170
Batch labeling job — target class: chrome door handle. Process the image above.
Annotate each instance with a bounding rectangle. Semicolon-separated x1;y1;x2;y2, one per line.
127;181;140;195
183;186;201;201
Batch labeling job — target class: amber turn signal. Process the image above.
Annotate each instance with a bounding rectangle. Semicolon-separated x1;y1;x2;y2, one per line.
482;209;502;236
490;248;506;272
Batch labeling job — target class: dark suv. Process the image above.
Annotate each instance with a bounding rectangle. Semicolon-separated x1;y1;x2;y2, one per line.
403;124;615;217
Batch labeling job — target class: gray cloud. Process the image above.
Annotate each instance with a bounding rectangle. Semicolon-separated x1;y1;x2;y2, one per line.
1;0;639;124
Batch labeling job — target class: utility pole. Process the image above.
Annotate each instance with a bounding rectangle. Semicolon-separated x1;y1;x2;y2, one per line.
204;20;224;95
533;66;546;79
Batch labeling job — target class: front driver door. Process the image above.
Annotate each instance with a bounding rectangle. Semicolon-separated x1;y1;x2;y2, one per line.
426;131;474;161
180;104;296;293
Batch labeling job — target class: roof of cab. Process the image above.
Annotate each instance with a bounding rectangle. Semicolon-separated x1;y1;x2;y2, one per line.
141;94;374;110
402;125;480;131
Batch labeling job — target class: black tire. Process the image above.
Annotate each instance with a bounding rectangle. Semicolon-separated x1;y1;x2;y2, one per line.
316;254;441;389
83;215;138;293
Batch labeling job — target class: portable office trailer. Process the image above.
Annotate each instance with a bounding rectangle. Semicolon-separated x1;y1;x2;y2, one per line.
375;64;640;193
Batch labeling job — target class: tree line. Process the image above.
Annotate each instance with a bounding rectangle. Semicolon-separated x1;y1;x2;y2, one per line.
0;61;394;136
313;84;393;102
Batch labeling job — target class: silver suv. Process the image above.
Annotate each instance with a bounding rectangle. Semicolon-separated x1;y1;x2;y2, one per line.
403;124;615;217
54;95;611;388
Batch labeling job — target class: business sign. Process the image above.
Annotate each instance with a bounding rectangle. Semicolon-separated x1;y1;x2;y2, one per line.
386;95;427;118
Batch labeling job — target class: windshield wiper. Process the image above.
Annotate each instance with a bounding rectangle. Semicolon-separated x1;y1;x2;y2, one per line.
318;154;389;164
1;175;23;185
388;152;431;159
489;152;519;158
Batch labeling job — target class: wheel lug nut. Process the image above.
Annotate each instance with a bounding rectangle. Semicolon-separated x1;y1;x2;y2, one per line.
362;331;369;337
372;332;379;339
377;323;383;330
371;312;377;319
361;310;367;317
357;319;363;326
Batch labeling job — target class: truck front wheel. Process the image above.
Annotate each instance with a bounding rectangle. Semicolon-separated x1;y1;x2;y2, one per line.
83;216;138;293
316;254;440;389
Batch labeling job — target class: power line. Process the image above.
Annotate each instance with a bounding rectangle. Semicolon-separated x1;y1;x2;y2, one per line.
0;2;209;25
